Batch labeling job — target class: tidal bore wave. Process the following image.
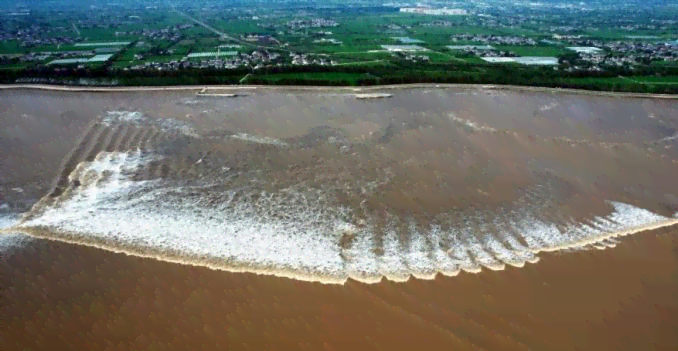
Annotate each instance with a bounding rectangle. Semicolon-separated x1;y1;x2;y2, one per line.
4;109;678;283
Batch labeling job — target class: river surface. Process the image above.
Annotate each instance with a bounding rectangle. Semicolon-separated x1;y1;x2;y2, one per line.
2;86;678;350
1;87;677;283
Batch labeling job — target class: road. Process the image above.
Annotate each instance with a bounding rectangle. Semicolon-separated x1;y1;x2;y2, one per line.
172;8;238;42
172;8;288;52
239;73;252;84
332;59;385;66
71;23;81;37
618;75;678;85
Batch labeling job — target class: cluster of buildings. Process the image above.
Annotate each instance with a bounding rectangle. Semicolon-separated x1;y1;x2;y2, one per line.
558;41;678;70
0;31;12;42
289;52;336;66
602;41;678;62
402;54;430;63
124;50;282;71
446;45;511;58
482;56;558;66
617;24;662;32
380;24;411;34
564;53;634;69
399;7;467;15
313;38;342;45
47;54;114;66
381;45;429;53
240;34;280;45
114;24;195;41
421;21;460;28
552;34;586;40
564;39;678;64
21;47;123;64
14;77;119;86
450;34;537;46
18;52;52;62
1;23;78;46
286;19;339;29
548;26;582;34
546;20;676;36
476;50;520;58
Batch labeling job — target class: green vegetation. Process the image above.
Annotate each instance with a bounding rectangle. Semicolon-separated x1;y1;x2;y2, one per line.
254;72;371;85
0;63;30;71
1;0;677;94
0;41;25;54
620;75;678;84
493;46;566;57
6;59;677;95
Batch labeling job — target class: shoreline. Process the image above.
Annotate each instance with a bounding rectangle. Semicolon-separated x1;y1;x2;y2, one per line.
2;83;678;99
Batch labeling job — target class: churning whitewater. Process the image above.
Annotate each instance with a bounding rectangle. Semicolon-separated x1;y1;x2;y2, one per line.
5;102;677;284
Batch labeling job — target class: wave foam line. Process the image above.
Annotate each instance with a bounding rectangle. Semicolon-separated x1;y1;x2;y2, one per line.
4;151;678;284
5;208;678;284
0;213;35;257
228;133;289;147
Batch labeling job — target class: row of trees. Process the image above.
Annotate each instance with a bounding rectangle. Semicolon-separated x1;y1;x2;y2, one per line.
2;59;677;94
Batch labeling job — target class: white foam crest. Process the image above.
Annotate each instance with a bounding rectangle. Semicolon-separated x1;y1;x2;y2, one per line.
71;150;161;205
404;221;436;279
599;239;618;248
229;133;289;147
482;235;519;268
343;227;380;283
377;225;410;282
23;194;349;280
0;213;34;257
498;228;539;265
462;227;504;271
491;216;538;265
447;112;497;132
445;229;481;273
12;151;678;283
0;213;19;229
538;102;559;112
510;202;677;253
19;152;348;281
542;222;579;248
101;110;198;136
428;226;461;276
102;111;146;125
510;218;549;250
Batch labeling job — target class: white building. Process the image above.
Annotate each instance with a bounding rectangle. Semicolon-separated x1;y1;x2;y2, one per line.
400;7;467;15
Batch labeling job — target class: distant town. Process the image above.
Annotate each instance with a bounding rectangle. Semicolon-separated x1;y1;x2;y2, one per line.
1;0;677;92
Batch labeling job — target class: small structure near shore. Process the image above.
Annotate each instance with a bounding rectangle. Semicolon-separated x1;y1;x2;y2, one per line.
196;88;246;97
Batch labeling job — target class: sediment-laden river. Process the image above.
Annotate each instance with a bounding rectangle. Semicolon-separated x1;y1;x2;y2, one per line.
1;86;677;283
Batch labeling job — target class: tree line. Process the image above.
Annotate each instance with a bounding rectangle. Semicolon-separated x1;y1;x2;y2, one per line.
2;59;677;94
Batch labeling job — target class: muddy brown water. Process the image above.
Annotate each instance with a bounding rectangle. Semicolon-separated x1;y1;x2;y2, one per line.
3;226;677;351
1;86;677;349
